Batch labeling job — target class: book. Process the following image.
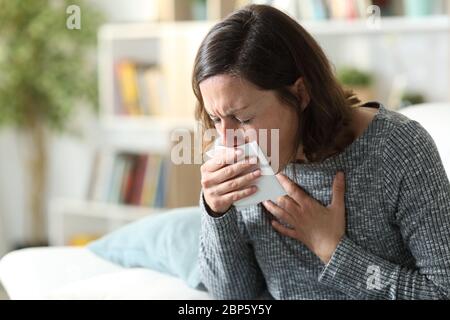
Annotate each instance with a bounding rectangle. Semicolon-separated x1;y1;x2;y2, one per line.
356;0;373;18
130;155;149;205
310;0;329;20
121;155;137;204
327;0;353;19
89;150;115;202
115;61;169;117
141;155;163;207
89;148;200;209
143;67;169;117
108;154;128;203
116;61;142;116
345;0;359;19
154;158;168;208
135;66;152;116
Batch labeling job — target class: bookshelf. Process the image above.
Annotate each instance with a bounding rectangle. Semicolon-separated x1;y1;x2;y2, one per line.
48;0;450;246
158;0;243;21
301;15;449;34
48;22;211;246
48;198;162;246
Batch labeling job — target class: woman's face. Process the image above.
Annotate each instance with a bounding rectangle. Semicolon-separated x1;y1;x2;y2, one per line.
199;74;302;172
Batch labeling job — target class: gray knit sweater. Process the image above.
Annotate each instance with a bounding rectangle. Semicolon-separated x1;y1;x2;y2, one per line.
198;102;450;300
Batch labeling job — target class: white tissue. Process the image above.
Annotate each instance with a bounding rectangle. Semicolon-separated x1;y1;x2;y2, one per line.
205;139;287;208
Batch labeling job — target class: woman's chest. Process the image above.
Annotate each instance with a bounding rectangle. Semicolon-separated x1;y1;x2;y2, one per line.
241;166;409;263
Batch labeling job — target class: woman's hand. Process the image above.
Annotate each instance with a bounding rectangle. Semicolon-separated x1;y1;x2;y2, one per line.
262;172;346;264
201;148;261;216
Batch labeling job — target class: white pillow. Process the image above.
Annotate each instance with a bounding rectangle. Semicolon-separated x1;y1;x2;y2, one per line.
0;247;211;300
0;247;122;300
47;268;211;300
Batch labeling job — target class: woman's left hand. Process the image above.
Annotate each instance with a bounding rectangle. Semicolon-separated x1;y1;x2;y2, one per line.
262;172;346;265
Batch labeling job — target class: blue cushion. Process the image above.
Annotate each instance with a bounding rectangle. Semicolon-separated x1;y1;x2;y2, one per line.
88;207;202;289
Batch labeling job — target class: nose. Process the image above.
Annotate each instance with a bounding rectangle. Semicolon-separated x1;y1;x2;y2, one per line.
219;119;244;147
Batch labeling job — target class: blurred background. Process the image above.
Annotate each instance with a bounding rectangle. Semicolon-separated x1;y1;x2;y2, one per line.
0;0;449;261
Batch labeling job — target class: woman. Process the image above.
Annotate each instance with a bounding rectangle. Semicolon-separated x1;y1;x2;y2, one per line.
192;4;450;300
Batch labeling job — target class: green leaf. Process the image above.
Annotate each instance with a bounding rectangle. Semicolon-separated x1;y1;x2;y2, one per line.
0;0;103;132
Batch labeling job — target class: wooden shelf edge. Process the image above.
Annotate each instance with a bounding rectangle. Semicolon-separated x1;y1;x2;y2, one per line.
49;198;169;221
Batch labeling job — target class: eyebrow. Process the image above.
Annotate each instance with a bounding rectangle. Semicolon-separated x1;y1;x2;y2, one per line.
207;105;249;118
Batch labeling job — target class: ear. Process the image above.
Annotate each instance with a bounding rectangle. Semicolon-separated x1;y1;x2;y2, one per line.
290;77;311;112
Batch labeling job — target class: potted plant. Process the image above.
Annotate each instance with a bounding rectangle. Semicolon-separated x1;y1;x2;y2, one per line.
0;0;101;246
399;92;426;109
337;67;376;103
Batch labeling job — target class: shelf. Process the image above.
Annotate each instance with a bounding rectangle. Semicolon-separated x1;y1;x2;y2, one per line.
49;198;166;222
303;15;450;36
99;116;199;153
101;116;198;133
98;21;216;40
98;15;450;42
48;198;174;246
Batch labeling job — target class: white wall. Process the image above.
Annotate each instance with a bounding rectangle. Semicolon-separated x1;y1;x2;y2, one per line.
0;130;27;255
0;108;99;256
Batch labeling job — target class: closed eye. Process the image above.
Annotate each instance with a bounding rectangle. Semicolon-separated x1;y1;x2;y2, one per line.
235;117;253;125
208;115;253;125
210;117;221;124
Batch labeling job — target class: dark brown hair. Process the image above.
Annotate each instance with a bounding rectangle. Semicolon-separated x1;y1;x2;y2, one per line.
192;4;360;164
